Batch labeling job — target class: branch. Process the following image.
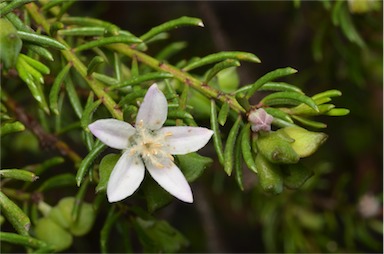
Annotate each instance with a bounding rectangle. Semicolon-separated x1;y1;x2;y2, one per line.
106;44;246;114
3;94;82;164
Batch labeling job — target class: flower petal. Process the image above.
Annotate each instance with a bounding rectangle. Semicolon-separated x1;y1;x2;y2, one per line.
146;159;193;203
107;151;145;202
159;126;214;155
135;84;167;130
89;119;135;149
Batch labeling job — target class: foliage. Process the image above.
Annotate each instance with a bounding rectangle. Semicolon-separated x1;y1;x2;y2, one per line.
0;0;382;253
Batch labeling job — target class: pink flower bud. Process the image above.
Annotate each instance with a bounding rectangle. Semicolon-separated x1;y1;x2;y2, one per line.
248;108;273;132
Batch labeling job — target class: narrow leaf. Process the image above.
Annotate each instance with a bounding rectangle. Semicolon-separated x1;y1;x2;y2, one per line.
76;141;106;186
234;133;244;191
210;100;224;164
218;102;230;126
140;16;203;42
49;63;71;115
75;35;141;52
37;173;76;192
0;232;51;250
0;192;31;235
0;169;38;182
17;31;66;50
183;51;260;71
0;0;34;18
205;59;240;84
100;208;120;253
87;56;105;76
19;54;50;75
81;94;102;129
223;115;242;176
258;82;303;93
245;67;298;98
112;72;173;89
240;123;258;174
65;76;83;119
0;121;25;136
291;115;327;129
261;91;319;112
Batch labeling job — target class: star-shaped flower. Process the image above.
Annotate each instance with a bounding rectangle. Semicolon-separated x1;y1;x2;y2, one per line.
89;84;213;203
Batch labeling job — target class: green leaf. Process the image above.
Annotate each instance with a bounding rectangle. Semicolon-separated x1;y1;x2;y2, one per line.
75;35;141;52
95;153;119;193
0;169;38;182
234;132;244;191
218;102;230;126
205;59;240;84
240;123;258;174
17;31;66;50
0;0;34;18
87;56;105;76
19;54;50;75
224;115;242;175
140;16;203;42
135;217;189;253
210;100;224;164
291;115;327;129
65;76;83;119
0;232;51;250
0;192;31;235
37;173;76;192
245;67;297;98
260;91;319;112
177;152;213;182
217;66;240;93
183;51;260;71
142;178;173;213
258;82;303;93
76;141;106;186
156;41;187;61
325;108;350;116
111;72;173;89
58;27;106;37
49;63;71;115
0;121;25;136
100;208;120;253
339;4;365;47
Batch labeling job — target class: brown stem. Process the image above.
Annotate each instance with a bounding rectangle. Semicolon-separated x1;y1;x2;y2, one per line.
3;95;82;164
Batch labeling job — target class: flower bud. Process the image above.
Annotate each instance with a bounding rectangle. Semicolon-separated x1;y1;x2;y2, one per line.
256;131;300;164
0;18;22;69
248;108;273;133
34;217;73;252
278;126;327;158
255;154;283;194
281;162;314;189
48;197;95;237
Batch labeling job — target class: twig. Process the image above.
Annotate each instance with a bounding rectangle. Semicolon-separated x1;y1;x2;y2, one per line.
3;95;82;164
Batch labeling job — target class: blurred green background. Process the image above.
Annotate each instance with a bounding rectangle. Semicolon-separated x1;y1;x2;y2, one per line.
2;1;382;253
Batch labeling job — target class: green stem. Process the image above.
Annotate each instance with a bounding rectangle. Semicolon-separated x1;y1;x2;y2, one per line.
25;2;123;120
106;44;246;114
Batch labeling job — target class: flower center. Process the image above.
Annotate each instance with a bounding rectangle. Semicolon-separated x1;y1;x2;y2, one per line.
129;120;173;168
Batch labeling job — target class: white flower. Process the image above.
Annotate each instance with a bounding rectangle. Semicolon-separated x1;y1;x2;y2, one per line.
248;108;273;132
88;84;213;203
